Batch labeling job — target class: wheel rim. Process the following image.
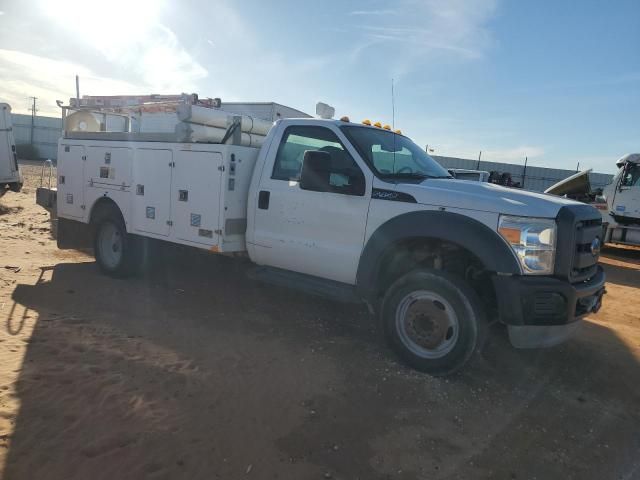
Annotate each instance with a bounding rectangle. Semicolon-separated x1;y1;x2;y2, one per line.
395;291;460;359
98;222;123;270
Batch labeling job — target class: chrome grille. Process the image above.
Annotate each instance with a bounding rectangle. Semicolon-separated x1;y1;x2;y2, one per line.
570;217;601;282
555;205;602;283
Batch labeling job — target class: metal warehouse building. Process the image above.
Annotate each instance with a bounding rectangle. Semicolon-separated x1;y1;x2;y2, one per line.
11;113;61;161
433;155;613;193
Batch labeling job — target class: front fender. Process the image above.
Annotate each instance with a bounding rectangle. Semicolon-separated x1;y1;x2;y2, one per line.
355;210;521;299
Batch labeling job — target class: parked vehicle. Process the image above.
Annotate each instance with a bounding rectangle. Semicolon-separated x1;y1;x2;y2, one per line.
37;96;606;375
447;168;490;182
0;103;23;193
546;155;640;247
601;154;640;246
545;169;609;235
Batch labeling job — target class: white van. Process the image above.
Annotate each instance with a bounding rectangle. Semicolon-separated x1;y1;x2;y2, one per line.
0;103;23;193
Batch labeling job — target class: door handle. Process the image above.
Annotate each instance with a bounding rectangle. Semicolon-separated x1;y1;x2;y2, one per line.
258;190;270;209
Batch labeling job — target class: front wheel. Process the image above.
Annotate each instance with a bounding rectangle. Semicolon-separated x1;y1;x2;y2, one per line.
381;269;485;376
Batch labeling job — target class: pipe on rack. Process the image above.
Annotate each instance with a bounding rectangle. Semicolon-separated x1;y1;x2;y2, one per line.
175;122;265;147
177;104;272;136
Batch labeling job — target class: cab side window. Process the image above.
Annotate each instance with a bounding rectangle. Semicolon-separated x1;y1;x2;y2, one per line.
621;164;640;187
272;126;364;194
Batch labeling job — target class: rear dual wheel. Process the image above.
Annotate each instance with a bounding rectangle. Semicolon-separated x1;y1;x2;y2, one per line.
381;269;485;376
94;213;145;277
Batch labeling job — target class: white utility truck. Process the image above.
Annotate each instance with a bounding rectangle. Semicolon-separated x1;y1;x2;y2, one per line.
545;154;640;247
37;96;606;375
601;154;640;246
0;103;23;193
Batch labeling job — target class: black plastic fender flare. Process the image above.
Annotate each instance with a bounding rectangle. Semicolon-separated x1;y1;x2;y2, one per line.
355;210;521;300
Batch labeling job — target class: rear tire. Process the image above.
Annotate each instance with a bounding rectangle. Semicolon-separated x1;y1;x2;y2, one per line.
9;182;22;193
93;214;141;278
381;269;485;376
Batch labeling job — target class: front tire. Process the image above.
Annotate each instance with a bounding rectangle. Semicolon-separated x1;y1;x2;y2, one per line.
381;269;484;376
94;215;140;277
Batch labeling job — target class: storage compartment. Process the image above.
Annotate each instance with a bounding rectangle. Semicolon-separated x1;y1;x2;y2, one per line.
86;146;133;189
132;149;173;236
57;144;86;219
172;150;223;248
218;146;259;251
56;138;259;254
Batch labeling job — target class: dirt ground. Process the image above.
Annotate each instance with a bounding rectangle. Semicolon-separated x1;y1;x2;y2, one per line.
0;164;638;480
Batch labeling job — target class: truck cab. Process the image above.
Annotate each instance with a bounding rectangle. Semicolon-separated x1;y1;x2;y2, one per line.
245;118;605;372
601;153;640;245
603;154;640;224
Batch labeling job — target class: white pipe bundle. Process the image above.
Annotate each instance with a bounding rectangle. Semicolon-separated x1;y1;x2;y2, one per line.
177;104;272;136
175;122;265;148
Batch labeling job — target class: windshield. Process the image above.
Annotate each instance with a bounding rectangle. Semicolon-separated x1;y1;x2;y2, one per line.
341;125;452;179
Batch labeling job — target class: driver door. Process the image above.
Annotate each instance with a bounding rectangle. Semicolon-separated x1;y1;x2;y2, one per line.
251;125;372;284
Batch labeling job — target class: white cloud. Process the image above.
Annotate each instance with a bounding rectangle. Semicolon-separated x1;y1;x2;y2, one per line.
0;49;144;115
38;0;207;92
350;9;399;16
350;0;498;75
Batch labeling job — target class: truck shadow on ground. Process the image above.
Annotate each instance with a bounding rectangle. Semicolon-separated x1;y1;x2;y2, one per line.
603;244;640;264
4;247;640;480
600;247;640;288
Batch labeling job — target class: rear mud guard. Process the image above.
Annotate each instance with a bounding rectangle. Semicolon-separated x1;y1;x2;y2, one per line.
57;217;94;250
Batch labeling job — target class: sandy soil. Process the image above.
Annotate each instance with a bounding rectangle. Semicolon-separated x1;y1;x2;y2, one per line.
0;163;638;479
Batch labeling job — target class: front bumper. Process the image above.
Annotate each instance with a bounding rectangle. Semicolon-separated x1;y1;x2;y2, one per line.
492;266;605;346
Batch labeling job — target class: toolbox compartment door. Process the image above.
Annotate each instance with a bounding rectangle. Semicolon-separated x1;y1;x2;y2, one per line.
132;148;173;237
172;150;223;247
57;144;86;219
86;146;133;190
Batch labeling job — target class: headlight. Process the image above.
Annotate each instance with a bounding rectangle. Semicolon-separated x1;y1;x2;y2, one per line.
498;215;556;275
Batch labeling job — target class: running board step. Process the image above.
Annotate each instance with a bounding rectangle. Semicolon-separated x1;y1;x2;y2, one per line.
247;266;361;304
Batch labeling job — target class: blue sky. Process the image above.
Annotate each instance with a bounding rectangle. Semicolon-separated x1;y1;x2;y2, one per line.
0;0;637;173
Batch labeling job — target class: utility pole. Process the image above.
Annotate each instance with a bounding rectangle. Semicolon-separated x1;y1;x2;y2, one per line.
29;96;38;145
522;156;528;188
576;161;580;172
476;150;482;170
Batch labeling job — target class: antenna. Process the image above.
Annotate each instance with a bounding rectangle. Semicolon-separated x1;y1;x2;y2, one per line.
391;78;395;129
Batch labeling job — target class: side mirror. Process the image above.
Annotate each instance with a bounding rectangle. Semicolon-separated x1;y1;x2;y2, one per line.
300;150;366;196
300;150;332;192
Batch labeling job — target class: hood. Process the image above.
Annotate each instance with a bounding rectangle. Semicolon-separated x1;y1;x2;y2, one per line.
396;179;582;218
544;169;592;196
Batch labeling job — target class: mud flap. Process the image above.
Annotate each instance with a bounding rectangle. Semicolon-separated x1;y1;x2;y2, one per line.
57;217;94;250
36;187;56;211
